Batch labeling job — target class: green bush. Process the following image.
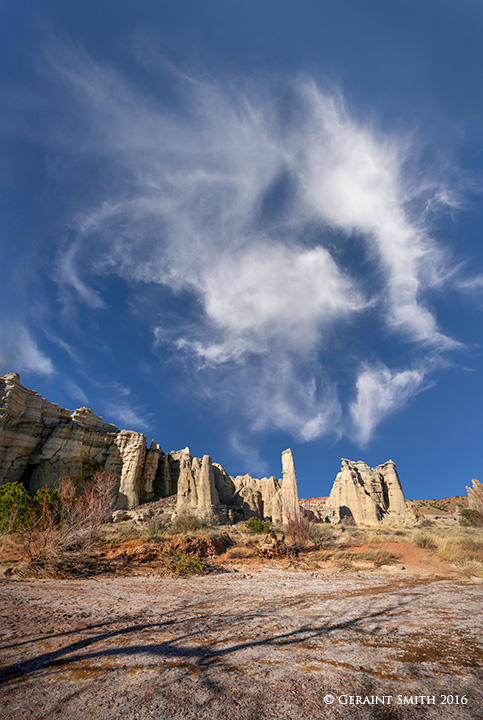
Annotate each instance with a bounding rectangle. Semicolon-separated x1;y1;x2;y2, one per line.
0;482;32;531
166;550;205;576
0;482;63;532
246;516;271;534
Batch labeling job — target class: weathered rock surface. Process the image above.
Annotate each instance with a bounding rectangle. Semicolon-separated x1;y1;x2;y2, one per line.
320;458;413;525
0;373;300;521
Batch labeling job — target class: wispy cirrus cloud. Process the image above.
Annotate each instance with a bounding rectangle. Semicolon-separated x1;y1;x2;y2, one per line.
350;364;430;446
0;324;54;376
102;401;150;433
39;44;466;443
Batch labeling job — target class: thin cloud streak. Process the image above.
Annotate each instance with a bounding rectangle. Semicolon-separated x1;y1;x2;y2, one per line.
0;325;54;376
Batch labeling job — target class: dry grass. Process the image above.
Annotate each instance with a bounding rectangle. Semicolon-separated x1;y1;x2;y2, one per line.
414;532;437;549
169;511;210;534
225;545;258;559
437;535;483;577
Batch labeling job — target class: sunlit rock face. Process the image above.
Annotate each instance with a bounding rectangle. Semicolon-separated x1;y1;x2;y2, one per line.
0;373;156;509
321;458;412;525
0;373;300;520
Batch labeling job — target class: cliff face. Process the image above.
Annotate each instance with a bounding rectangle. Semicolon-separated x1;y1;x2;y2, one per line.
321;458;412;525
0;373;159;509
0;373;299;520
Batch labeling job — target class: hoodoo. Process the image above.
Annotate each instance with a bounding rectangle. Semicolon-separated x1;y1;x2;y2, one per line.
321;458;411;524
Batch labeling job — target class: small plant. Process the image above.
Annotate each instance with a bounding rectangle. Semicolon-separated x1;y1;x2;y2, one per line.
311;524;337;543
283;502;315;549
365;549;400;567
246;516;271;534
170;511;208;534
418;519;435;527
459;508;483;528
163;550;205;576
141;517;166;542
414;533;437;549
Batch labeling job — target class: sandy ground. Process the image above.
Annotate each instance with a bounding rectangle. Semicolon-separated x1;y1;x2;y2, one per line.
0;568;482;720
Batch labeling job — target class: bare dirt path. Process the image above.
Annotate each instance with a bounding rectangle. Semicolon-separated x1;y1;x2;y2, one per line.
0;570;482;720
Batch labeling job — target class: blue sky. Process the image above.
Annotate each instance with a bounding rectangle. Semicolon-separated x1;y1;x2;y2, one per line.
1;1;483;499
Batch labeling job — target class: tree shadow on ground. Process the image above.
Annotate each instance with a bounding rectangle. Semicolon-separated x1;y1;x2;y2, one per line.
0;599;414;685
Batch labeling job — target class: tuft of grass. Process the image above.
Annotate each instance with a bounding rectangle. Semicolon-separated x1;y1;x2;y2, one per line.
414;533;437;549
363;549;400;567
311;524;337;543
437;535;483;577
170;511;209;535
140;517;166;542
226;545;257;559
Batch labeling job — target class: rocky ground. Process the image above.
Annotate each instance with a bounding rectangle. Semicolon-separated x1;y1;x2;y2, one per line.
1;567;482;720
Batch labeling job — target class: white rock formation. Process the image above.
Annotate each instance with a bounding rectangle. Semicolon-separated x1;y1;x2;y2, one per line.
0;374;301;521
281;448;300;523
322;458;412;525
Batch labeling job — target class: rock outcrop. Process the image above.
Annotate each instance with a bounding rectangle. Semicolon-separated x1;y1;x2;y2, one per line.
0;373;300;521
320;459;412;525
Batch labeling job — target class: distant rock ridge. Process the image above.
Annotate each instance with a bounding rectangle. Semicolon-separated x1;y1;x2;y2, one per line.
319;458;412;525
0;373;297;522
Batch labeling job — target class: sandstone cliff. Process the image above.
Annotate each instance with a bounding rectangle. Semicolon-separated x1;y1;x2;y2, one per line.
320;458;412;525
0;373;299;521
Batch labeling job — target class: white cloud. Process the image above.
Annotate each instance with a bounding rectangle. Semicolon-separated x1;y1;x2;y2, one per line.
0;325;54;376
103;402;150;433
350;364;428;446
455;274;483;293
64;379;88;404
229;432;269;477
293;83;454;346
58;241;105;309
46;50;462;443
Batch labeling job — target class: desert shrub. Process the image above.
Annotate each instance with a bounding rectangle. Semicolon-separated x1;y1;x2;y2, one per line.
246;516;271;534
12;471;118;576
361;549;400;567
460;508;483;528
311;524;337;542
170;511;208;534
141;516;166;542
284;502;315;549
0;482;34;532
437;535;483;577
0;483;63;533
414;532;437;549
418;519;435;527
162;550;205;576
